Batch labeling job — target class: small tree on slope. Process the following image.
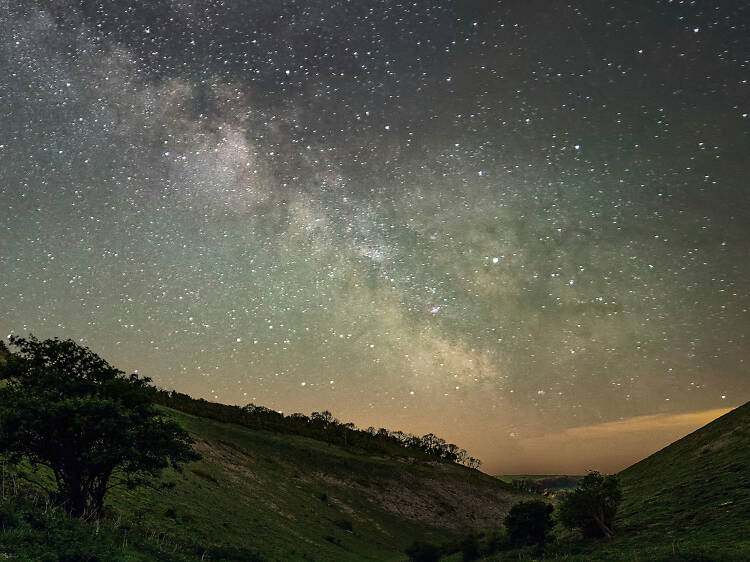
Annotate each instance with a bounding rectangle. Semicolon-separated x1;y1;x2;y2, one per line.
558;471;622;538
504;499;555;546
0;335;199;518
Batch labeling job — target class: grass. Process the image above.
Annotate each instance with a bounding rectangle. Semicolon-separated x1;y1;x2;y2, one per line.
1;404;525;561
544;401;750;561
0;496;195;561
2;400;748;561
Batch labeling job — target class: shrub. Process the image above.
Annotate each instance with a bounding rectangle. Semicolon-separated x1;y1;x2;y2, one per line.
0;500;19;529
0;336;199;518
405;540;442;562
460;533;480;560
504;499;555;546
557;471;622;538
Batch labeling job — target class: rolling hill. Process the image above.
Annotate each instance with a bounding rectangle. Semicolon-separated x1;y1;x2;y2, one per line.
0;404;527;561
2;343;748;562
616;401;750;557
114;406;527;561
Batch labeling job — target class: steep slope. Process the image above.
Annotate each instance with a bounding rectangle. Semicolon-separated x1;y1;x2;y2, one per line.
615;401;750;553
105;406;525;561
620;402;750;530
556;401;750;561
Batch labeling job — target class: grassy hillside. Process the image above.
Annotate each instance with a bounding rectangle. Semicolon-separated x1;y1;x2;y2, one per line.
114;406;526;561
1;405;526;561
551;401;750;561
616;401;750;557
4;359;747;562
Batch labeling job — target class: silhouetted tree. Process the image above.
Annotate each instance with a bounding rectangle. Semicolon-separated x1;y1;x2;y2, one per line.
310;410;335;428
0;335;199;518
558;471;622;538
504;499;555;546
376;427;390;440
445;443;460;463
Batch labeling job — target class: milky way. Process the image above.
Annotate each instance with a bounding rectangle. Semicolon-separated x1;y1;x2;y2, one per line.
1;1;749;472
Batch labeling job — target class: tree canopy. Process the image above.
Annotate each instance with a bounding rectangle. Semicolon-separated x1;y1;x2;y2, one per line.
504;499;555;546
558;471;622;538
0;335;199;518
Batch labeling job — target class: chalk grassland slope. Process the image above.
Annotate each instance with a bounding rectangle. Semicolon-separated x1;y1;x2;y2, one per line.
616;401;750;556
105;406;524;561
552;401;750;561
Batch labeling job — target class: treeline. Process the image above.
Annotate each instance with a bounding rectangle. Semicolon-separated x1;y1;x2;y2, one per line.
510;479;546;495
510;476;581;496
149;388;482;469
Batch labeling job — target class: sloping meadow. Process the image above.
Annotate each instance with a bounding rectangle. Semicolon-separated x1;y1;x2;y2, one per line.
103;406;523;561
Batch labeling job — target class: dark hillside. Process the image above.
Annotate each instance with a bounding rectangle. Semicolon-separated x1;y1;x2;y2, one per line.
104;406;525;561
150;389;482;468
0;343;522;560
1;403;527;561
616;401;750;545
552;402;750;561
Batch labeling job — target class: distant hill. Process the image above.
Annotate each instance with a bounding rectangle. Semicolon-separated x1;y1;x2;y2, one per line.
496;474;582;494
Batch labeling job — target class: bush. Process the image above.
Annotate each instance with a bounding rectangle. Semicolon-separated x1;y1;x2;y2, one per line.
0;500;19;529
460;533;480;560
557;471;622;538
0;335;199;518
405;540;442;562
504;499;555;546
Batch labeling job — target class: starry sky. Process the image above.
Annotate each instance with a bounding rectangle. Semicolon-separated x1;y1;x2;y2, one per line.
1;1;749;474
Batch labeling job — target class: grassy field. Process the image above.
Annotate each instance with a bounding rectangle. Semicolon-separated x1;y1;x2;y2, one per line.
542;401;750;561
1;405;526;561
2;401;748;561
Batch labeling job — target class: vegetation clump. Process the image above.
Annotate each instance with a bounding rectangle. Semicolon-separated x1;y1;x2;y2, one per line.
404;539;442;562
151;390;482;468
0;335;199;519
558;470;622;538
504;499;555;546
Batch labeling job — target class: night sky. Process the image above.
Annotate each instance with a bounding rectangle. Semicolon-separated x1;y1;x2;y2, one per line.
2;1;749;473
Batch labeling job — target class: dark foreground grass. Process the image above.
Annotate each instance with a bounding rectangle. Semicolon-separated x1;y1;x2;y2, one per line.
0;497;196;562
